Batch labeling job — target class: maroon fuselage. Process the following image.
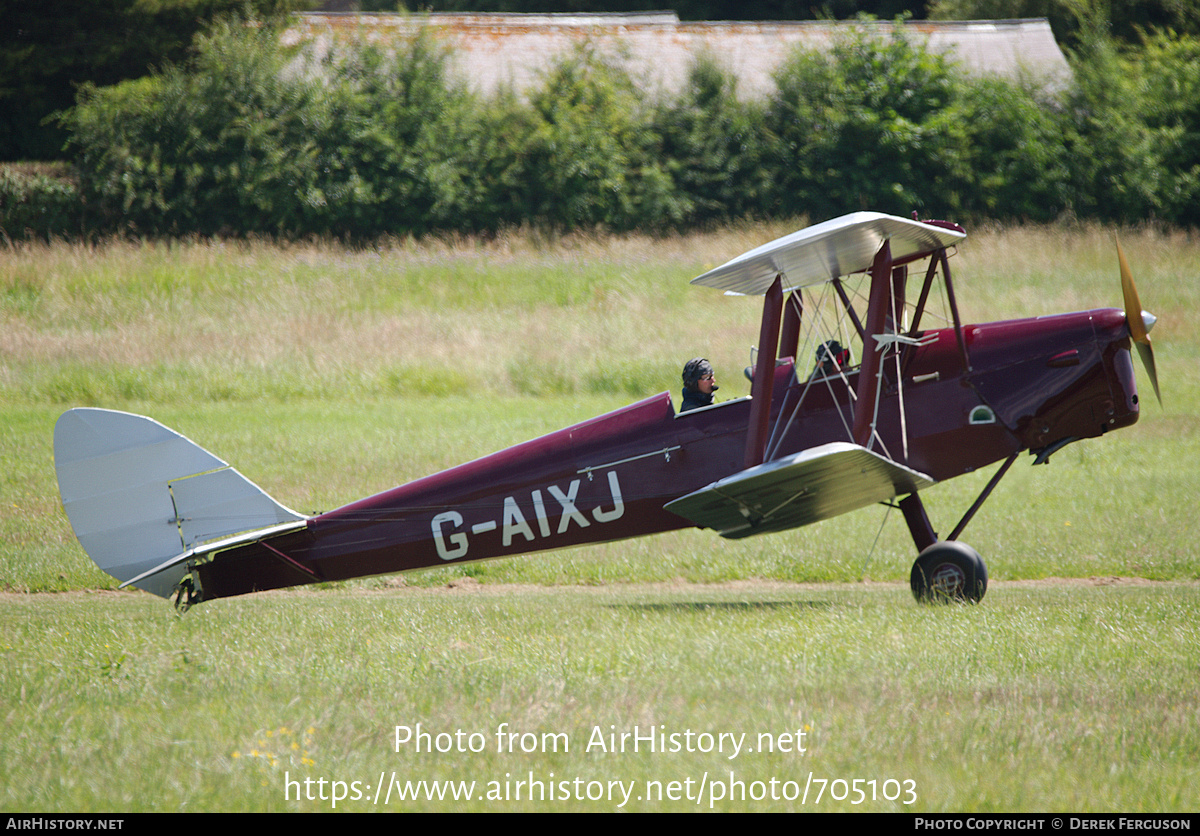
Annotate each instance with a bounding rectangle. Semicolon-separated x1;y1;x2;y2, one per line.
193;305;1139;601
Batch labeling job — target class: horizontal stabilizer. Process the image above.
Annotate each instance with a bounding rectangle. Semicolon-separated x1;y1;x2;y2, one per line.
664;442;935;538
54;409;305;598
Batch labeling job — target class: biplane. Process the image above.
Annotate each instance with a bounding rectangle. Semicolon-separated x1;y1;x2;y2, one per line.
53;212;1159;610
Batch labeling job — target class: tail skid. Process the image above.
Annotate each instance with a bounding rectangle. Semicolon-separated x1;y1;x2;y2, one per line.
54;409;306;599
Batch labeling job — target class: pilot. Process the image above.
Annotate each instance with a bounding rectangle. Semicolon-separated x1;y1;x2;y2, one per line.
811;340;850;380
680;357;719;412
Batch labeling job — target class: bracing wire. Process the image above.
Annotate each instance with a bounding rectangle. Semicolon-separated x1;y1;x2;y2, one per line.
860;502;894;579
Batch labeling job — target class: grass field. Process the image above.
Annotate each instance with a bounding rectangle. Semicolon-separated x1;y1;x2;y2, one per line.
3;580;1197;812
2;221;1198;812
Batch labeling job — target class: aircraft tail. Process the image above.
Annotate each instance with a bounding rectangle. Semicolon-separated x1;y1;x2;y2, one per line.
54;408;306;599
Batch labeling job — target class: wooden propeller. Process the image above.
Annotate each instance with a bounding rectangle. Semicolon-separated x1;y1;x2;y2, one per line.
1117;240;1162;405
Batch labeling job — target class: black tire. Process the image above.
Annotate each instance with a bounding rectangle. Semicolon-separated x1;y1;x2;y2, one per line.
910;541;988;604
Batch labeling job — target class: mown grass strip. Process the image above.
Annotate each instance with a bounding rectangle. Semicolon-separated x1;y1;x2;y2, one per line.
1;581;1195;812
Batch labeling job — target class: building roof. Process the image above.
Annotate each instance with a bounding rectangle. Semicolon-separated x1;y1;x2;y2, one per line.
286;11;1072;98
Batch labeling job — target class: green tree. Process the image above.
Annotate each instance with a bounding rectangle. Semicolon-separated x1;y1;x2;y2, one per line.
954;76;1071;221
508;44;685;230
305;31;504;236
63;18;330;234
767;26;971;220
928;0;1200;48
1134;30;1200;225
0;0;313;161
61;19;526;237
1060;20;1180;222
653;54;776;224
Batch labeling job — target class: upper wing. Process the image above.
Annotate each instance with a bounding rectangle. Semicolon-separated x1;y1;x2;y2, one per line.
664;442;935;539
690;212;966;296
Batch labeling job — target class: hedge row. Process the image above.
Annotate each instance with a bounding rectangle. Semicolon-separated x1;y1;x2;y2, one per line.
5;17;1199;241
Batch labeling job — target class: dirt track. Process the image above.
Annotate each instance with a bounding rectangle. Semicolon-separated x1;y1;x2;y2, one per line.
2;575;1188;603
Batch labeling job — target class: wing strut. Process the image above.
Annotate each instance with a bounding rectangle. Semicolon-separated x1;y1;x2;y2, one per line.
851;241;893;448
941;248;972;373
779;289;802;362
745;275;785;468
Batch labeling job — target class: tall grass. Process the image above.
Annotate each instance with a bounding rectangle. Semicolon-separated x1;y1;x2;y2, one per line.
4;220;1194;403
0;225;779;406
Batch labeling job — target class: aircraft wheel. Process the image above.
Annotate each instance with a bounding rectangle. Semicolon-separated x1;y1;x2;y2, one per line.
910;541;988;604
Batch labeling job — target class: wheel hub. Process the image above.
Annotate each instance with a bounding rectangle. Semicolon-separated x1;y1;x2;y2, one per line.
930;562;967;596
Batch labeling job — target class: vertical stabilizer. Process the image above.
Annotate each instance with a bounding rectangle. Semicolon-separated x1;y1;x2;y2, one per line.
54;409;305;598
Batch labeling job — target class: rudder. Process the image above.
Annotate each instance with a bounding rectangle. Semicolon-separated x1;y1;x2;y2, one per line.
54;408;305;598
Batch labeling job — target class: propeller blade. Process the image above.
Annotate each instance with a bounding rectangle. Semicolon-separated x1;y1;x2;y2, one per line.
1135;341;1161;406
1116;240;1162;405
